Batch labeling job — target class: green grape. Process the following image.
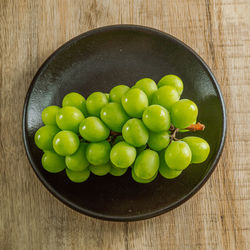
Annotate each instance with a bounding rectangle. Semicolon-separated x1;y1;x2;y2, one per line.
53;131;79;156
142;105;171;132
171;99;198;129
121;88;148;118
134;149;159;179
151;85;179;111
158;74;183;96
131;168;158;184
110;85;130;103
62;92;88;116
165;141;191;170
105;93;110;101
79;117;110;142
122;118;149;147
82;102;88;117
65;142;89;171
158;150;182;179
56;106;84;133
110;141;136;168
182;136;210;163
86;141;111;166
159;165;182;179
42;151;66;173
134;78;158;102
89;162;111;176
113;135;124;144
86;92;108;117
136;144;147;155
100;102;129;132
34;125;60;150
148;131;170;151
66;168;90;183
109;164;128;176
41;106;60;125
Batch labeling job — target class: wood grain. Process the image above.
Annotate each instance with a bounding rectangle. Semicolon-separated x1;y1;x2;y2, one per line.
0;0;249;249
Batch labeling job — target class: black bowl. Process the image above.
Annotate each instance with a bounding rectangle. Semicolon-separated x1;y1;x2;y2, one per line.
23;25;226;221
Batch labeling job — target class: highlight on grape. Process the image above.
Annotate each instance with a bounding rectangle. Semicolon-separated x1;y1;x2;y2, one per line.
34;74;210;183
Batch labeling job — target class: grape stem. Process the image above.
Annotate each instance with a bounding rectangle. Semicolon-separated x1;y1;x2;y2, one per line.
110;131;122;137
185;122;205;132
108;131;122;144
170;128;179;142
107;122;205;144
169;122;205;143
169;124;175;132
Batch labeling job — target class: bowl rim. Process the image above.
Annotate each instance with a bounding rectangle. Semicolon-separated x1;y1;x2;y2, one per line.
22;24;227;222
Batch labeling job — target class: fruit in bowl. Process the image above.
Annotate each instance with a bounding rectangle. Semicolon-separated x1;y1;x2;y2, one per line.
34;74;210;183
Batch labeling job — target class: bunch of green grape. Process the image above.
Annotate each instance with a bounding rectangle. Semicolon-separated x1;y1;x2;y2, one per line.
34;74;210;183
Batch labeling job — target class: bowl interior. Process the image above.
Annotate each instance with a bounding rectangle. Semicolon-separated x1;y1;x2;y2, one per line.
23;25;226;221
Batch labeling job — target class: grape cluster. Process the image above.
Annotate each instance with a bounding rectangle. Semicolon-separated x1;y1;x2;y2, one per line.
34;74;210;183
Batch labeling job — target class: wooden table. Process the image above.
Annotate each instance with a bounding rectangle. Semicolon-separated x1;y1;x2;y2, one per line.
1;1;249;249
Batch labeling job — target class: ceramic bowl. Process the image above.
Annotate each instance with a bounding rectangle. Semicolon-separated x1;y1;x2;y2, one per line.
23;25;226;221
